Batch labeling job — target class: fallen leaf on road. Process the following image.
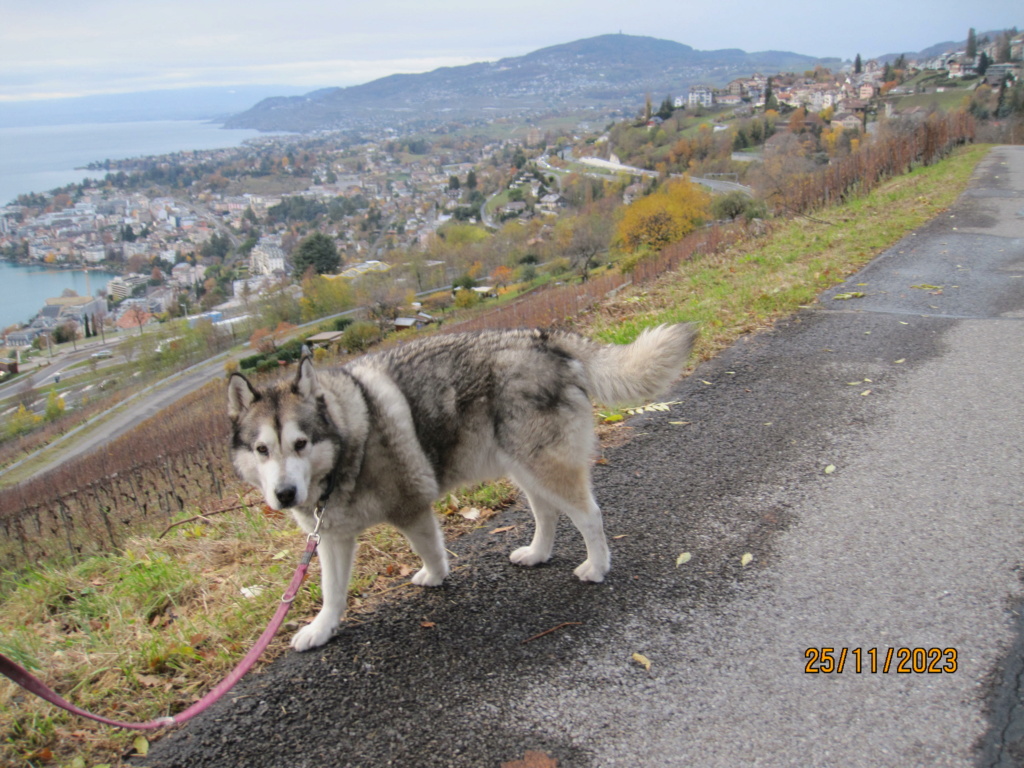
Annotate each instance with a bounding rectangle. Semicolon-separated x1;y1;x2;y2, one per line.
833;292;865;300
458;507;481;520
676;552;692;566
632;652;652;671
861;390;872;396
741;553;754;566
894;359;906;364
420;621;436;629
501;750;558;768
824;464;836;475
489;526;516;535
911;284;942;290
133;736;150;757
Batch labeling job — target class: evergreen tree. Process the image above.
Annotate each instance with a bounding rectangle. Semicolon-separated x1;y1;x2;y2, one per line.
966;28;977;59
854;53;862;74
764;78;778;112
977;52;990;76
291;232;341;276
656;96;675;120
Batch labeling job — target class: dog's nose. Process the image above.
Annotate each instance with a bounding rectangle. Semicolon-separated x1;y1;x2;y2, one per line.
275;485;297;507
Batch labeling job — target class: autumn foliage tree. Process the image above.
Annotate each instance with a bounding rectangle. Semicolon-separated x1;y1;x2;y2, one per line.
615;178;711;253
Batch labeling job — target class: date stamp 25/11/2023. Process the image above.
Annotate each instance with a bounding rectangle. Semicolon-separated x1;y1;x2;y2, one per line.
804;647;958;674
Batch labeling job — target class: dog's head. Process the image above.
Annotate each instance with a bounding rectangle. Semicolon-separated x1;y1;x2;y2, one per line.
227;358;340;511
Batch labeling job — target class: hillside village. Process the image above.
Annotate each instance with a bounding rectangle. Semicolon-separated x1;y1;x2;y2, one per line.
1;29;1021;355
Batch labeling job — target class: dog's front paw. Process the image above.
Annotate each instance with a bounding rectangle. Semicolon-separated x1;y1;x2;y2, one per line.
573;558;609;583
411;565;447;587
509;545;551;567
290;616;336;652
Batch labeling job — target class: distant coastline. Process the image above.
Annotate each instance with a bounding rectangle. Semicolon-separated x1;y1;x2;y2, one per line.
0;120;265;206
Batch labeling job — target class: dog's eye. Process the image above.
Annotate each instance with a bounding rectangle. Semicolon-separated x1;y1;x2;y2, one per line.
294;439;307;451
255;445;269;456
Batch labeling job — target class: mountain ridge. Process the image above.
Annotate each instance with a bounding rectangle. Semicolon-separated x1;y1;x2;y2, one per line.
225;33;839;133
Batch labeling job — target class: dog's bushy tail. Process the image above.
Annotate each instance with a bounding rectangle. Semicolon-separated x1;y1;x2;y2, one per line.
577;323;697;406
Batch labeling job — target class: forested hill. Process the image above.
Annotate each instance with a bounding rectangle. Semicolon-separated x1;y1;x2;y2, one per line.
224;33;837;132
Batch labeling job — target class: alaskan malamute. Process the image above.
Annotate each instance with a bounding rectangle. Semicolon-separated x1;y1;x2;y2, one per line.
228;325;695;651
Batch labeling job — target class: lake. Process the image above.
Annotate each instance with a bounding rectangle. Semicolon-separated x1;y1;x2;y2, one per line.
0;118;271;331
0;262;120;331
0;119;266;206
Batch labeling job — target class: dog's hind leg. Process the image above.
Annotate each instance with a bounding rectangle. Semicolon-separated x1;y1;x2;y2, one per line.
291;531;357;652
399;512;450;587
511;461;610;583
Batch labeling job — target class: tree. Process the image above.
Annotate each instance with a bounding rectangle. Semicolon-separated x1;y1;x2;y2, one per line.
491;265;514;290
615;178;711;253
764;78;778;112
300;273;355;323
854;54;862;74
711;191;765;221
555;204;615;282
355;271;404;332
44;388;65;422
123;304;150;335
53;321;79;348
656;96;675;120
966;28;978;59
466;169;477;190
291;232;340;276
977;51;990;77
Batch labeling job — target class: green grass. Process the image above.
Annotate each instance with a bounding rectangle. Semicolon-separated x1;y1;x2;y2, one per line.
591;143;991;357
0;140;994;768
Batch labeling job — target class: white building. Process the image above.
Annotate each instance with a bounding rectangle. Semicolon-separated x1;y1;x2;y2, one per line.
250;240;287;276
688;86;715;108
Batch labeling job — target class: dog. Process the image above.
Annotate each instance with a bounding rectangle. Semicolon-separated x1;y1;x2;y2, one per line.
227;325;695;651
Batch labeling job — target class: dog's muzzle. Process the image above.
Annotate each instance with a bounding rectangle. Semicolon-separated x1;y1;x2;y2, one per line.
275;485;298;508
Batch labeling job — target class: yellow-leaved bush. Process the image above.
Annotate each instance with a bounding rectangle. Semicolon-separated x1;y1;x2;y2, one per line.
615;177;711;253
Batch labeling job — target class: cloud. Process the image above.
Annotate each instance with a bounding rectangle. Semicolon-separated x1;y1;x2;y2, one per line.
1;0;1021;102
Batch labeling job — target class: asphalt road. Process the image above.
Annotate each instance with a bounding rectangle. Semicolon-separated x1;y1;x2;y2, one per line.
142;145;1024;768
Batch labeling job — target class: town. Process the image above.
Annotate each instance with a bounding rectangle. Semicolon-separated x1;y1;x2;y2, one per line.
1;29;1021;361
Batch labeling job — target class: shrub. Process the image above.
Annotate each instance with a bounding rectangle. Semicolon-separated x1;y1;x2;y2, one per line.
341;321;380;352
239;353;264;370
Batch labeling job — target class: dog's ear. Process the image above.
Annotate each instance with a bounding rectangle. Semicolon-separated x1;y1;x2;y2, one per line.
293;356;320;399
227;373;259;418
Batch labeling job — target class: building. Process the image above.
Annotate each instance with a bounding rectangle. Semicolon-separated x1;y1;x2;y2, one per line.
688;86;715;108
42;295;106;325
106;274;150;300
250;240;287;276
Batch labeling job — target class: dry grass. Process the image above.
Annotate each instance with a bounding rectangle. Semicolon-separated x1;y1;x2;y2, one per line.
0;479;518;768
0;142;992;768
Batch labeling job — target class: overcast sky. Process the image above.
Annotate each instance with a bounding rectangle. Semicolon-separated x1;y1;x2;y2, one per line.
1;1;1020;102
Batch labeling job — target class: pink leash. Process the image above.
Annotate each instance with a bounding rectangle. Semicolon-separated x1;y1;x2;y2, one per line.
0;512;322;731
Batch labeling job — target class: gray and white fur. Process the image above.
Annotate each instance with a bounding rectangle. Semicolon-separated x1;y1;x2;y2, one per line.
227;324;695;651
